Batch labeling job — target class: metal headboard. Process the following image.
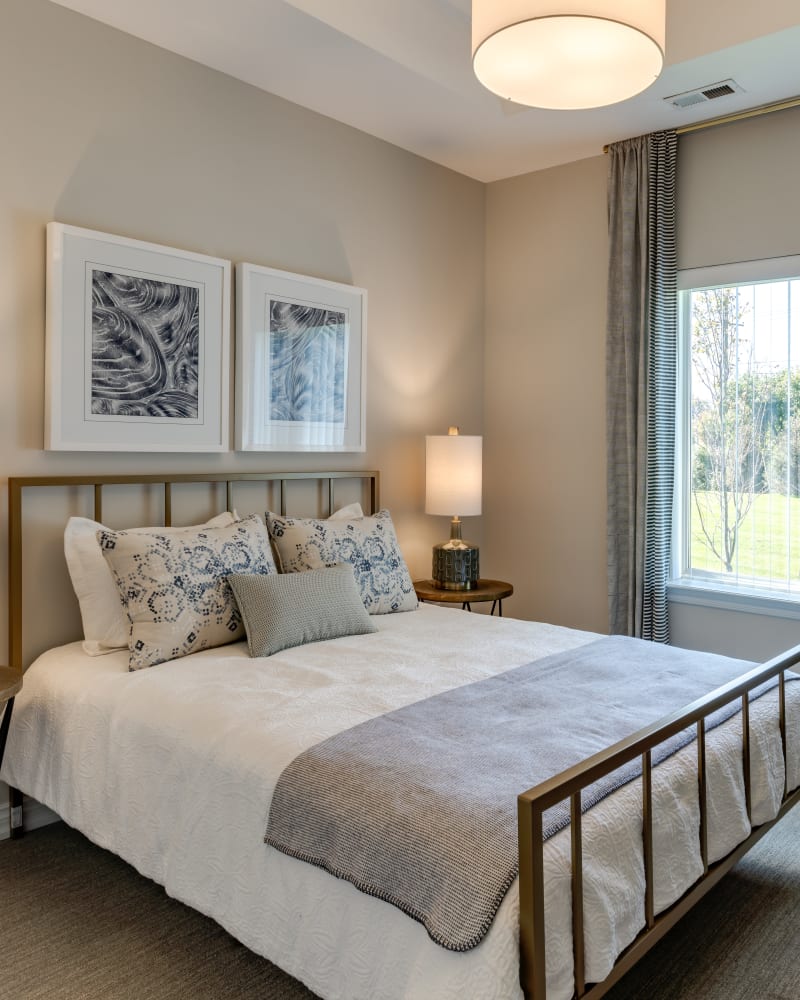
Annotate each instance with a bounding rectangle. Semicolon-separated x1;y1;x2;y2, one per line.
7;470;379;675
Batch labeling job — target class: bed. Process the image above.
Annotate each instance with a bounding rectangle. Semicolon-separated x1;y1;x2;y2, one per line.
2;471;799;1000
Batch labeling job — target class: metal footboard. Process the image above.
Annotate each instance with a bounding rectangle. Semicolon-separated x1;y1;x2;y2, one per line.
518;643;800;999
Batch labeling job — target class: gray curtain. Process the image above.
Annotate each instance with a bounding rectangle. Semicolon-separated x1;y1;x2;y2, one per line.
606;131;678;641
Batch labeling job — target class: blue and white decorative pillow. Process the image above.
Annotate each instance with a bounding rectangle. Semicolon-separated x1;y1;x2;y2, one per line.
64;510;237;656
99;514;277;670
266;509;418;615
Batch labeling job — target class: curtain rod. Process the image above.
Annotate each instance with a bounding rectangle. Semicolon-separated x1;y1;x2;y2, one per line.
603;94;800;152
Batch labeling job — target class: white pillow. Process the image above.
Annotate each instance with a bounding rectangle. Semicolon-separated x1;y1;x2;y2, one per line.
328;502;364;520
65;511;236;656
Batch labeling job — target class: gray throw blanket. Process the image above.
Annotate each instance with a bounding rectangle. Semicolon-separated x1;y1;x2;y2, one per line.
266;635;793;951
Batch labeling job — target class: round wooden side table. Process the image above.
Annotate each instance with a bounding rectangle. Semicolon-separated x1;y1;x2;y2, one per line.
413;579;513;616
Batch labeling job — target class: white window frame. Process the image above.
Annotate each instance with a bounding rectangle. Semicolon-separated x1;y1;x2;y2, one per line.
670;255;800;619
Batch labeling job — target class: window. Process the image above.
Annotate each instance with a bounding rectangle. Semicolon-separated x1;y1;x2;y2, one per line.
673;257;800;611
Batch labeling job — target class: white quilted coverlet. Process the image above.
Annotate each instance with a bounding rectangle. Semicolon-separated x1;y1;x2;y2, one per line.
3;605;798;1000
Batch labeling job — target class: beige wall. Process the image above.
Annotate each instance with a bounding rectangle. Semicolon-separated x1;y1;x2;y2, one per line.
484;156;609;632
4;0;799;669
0;0;486;661
484;106;800;657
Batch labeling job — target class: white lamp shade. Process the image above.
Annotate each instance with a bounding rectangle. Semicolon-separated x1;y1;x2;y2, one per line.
472;0;665;110
426;435;482;517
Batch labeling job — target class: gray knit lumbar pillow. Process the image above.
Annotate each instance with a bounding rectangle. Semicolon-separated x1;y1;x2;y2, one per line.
228;563;377;657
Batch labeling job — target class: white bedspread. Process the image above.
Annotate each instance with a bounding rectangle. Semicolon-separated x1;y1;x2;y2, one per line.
3;605;798;1000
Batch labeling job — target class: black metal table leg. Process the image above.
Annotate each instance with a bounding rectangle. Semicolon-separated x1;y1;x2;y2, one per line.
0;696;14;769
0;694;24;838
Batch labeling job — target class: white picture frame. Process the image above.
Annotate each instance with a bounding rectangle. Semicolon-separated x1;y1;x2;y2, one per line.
236;262;367;452
45;223;231;452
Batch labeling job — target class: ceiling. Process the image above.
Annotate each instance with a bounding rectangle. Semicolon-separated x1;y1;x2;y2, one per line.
50;0;800;182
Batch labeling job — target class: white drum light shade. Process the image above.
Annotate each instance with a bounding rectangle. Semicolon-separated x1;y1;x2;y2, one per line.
425;433;482;517
472;0;665;110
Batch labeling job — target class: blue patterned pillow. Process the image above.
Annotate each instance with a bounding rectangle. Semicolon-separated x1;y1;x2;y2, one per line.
266;509;418;615
99;514;277;670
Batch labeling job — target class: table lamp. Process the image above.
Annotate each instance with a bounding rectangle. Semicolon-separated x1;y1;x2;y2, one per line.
425;426;482;590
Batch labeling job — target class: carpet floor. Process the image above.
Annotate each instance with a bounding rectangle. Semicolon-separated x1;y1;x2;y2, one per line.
1;807;799;1000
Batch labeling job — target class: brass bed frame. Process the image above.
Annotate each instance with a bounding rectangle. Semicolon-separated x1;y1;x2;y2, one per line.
6;471;800;1000
8;471;379;675
519;646;800;998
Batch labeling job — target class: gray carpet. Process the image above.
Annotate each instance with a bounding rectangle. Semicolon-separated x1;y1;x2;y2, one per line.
1;808;798;1000
0;822;316;1000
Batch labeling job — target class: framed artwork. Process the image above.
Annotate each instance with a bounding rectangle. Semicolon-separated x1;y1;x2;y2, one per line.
236;262;367;452
45;223;231;451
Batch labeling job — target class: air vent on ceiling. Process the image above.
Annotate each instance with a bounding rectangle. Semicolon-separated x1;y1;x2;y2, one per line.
665;79;744;110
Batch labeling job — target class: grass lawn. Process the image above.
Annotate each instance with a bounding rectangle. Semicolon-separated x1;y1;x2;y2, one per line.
690;491;800;584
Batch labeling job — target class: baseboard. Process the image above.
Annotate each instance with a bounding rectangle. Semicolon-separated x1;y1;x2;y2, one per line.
0;793;61;840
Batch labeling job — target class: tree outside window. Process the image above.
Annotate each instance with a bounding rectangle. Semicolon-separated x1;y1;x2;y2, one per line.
682;274;800;593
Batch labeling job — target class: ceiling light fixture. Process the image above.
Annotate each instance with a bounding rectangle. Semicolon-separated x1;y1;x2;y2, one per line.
472;1;665;110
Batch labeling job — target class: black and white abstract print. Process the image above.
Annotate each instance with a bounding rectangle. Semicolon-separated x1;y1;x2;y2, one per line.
91;270;200;418
268;298;346;424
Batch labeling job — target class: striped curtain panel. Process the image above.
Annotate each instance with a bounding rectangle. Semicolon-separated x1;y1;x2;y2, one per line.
606;131;678;642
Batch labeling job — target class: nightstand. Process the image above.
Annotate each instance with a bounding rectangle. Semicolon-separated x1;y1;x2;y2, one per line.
0;667;21;770
1;667;22;839
414;579;513;616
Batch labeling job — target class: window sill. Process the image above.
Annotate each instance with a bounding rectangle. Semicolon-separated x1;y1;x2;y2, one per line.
668;580;800;620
